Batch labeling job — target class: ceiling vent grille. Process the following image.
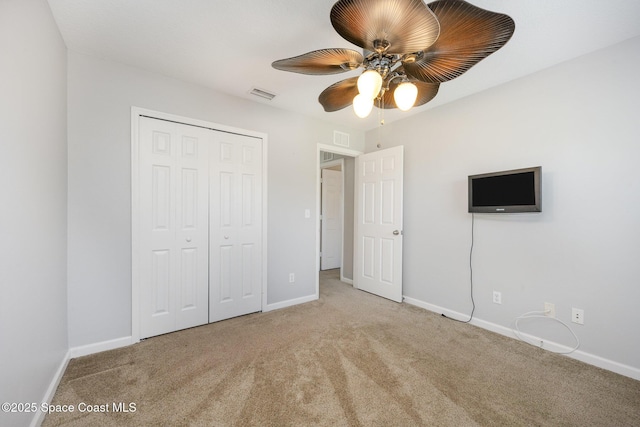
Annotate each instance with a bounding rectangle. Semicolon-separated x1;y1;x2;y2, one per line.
249;87;276;101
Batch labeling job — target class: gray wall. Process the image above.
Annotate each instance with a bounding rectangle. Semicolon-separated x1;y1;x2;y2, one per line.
0;1;69;426
67;52;365;347
365;36;640;372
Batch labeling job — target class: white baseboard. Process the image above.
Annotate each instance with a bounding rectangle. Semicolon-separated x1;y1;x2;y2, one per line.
69;336;134;359
340;276;353;285
264;294;318;312
31;337;134;426
30;349;72;427
403;296;640;381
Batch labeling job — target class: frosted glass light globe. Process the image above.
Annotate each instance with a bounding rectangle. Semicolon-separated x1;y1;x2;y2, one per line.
353;94;374;118
357;70;383;99
394;82;418;111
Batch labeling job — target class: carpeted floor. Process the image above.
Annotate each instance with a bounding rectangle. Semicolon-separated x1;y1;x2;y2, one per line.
44;269;640;426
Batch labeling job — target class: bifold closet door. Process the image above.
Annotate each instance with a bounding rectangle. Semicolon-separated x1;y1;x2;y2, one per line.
209;132;263;323
139;117;210;339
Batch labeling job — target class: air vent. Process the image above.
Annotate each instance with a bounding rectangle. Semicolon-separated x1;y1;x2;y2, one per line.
322;152;334;162
333;131;350;147
249;87;276;101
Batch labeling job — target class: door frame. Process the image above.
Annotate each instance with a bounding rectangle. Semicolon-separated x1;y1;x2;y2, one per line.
315;144;363;298
131;107;269;343
320;159;344;271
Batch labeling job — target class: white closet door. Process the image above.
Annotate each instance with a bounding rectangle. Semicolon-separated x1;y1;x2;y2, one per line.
209;132;263;322
139;117;210;338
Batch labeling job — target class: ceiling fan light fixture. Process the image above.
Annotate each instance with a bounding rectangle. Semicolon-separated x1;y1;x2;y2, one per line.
394;81;418;111
353;93;374;118
357;69;383;99
272;0;515;116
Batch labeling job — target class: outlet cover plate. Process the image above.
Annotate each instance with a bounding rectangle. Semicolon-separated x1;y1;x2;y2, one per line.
572;308;584;324
492;291;502;304
544;302;555;318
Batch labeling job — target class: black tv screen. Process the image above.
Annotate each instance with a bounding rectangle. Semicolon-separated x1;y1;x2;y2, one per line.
468;167;541;213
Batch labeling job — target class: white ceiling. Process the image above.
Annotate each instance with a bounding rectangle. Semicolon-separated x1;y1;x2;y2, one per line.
47;0;640;131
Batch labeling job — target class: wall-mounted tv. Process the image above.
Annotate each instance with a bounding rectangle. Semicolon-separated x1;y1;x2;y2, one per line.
468;166;541;213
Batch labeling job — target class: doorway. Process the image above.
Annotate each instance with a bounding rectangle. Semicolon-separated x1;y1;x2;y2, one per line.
320;160;343;271
315;144;362;298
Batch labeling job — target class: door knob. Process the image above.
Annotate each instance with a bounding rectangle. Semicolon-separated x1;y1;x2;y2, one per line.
393;230;400;235
186;237;192;242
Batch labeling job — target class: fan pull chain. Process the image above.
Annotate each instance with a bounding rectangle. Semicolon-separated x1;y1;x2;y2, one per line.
377;95;384;148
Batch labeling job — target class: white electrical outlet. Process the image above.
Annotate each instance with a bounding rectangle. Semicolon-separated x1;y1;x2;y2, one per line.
572;308;584;325
544;302;556;318
289;273;295;283
492;291;502;304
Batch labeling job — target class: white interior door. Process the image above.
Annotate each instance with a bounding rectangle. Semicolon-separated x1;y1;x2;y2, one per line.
321;168;343;270
139;117;210;338
209;131;263;322
354;146;404;302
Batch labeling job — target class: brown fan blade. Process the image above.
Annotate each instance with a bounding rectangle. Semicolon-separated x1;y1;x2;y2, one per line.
272;49;363;75
318;77;359;112
331;0;440;54
403;0;515;83
379;78;440;109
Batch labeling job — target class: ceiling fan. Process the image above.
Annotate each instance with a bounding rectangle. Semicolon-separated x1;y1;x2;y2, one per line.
272;0;515;118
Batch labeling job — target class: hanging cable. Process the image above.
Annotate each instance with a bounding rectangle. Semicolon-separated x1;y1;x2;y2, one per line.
512;311;580;354
442;213;476;323
467;213;476;321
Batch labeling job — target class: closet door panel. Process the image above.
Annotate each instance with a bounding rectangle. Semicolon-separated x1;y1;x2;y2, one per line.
137;115;264;337
139;117;210;339
210;132;262;323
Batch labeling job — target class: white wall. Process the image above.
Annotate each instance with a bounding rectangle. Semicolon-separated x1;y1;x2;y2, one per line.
67;52;365;347
0;1;68;426
365;36;640;374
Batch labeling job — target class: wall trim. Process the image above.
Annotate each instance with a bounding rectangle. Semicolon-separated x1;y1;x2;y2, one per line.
70;336;135;358
263;294;318;312
403;296;640;381
31;336;135;425
30;350;72;427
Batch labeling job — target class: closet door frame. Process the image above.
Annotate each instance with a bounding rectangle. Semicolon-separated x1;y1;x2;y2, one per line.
131;107;268;343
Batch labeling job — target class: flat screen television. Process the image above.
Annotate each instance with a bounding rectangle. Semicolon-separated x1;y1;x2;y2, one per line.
468;166;541;213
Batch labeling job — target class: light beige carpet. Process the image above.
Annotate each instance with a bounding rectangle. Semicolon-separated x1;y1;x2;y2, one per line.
44;270;640;426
